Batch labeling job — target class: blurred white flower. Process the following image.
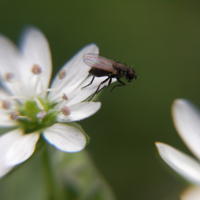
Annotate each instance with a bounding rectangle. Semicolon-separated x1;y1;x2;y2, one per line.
156;99;200;199
180;186;200;200
0;27;106;178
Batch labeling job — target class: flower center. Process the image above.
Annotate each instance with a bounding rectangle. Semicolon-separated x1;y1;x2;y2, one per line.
18;99;58;134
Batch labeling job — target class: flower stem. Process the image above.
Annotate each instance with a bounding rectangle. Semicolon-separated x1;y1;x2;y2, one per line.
42;144;64;200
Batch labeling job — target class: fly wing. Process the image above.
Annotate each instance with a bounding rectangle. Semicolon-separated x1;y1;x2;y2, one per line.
83;53;116;73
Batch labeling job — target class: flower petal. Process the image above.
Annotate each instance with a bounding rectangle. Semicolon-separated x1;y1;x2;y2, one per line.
0;35;30;97
180;186;200;200
20;27;52;92
66;76;115;106
57;102;101;122
48;44;99;103
156;142;200;184
0;112;17;127
0;88;17;127
0;88;19;127
5;132;40;166
43;123;86;152
0;129;23;177
172;99;200;159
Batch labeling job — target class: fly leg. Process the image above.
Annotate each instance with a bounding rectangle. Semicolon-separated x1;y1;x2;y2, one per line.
81;76;95;89
111;78;126;92
96;77;112;94
88;77;110;101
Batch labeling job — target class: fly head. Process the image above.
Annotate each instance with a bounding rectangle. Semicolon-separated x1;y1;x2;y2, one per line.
126;68;137;82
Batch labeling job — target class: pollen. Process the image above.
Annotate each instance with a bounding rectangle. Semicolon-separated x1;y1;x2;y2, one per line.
32;64;42;75
36;110;47;119
62;93;68;101
61;106;71;116
2;100;11;110
5;72;15;82
58;69;66;79
10;111;20;120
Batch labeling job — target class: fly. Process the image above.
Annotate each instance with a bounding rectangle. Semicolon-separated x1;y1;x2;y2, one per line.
82;53;137;101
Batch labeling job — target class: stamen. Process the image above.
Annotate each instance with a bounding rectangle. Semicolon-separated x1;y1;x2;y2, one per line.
18;116;31;120
29;71;45;95
62;93;68;101
45;88;57;92
38;89;57;99
36;111;47;119
33;75;42;94
38;88;57;95
47;108;60;114
58;69;66;79
61;106;71;116
32;64;42;75
54;94;68;108
5;73;15;82
2;100;11;110
10;111;20;120
34;98;44;110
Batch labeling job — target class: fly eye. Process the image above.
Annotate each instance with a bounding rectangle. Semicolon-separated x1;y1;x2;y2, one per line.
126;69;136;82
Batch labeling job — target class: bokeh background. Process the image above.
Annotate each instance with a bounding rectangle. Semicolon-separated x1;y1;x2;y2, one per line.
0;1;200;199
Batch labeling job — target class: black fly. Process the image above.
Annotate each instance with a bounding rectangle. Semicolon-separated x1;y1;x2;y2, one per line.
82;53;137;101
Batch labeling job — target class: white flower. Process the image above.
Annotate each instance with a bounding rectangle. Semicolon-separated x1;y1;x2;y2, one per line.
156;99;200;199
0;27;106;178
180;186;200;200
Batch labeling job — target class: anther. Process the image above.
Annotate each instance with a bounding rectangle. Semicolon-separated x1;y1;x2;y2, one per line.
58;69;66;79
62;93;68;101
36;111;47;120
2;100;11;110
32;64;42;75
10;111;20;120
61;106;71;116
5;73;15;82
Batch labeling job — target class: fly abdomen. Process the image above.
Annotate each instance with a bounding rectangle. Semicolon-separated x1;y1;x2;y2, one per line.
89;68;111;77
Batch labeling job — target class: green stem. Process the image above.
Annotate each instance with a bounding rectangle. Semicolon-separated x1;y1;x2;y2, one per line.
42;145;64;200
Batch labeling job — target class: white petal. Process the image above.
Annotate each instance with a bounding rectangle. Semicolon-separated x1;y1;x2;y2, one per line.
43;123;86;152
5;132;40;166
180;186;200;200
0;88;18;127
0;87;10;100
20;27;52;92
0;129;23;177
0;35;30;97
57;102;101;122
156;142;200;184
66;76;114;106
48;44;99;103
172;99;200;159
0;112;17;127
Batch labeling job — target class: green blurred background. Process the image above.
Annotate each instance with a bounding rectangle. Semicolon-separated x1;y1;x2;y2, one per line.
1;0;200;199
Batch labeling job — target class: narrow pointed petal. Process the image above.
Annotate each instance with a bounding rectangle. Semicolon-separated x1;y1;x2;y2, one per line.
156;142;200;184
57;102;101;122
0;129;23;177
20;27;52;92
172;99;200;159
43;123;86;152
180;186;200;200
5;132;40;166
48;44;99;103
